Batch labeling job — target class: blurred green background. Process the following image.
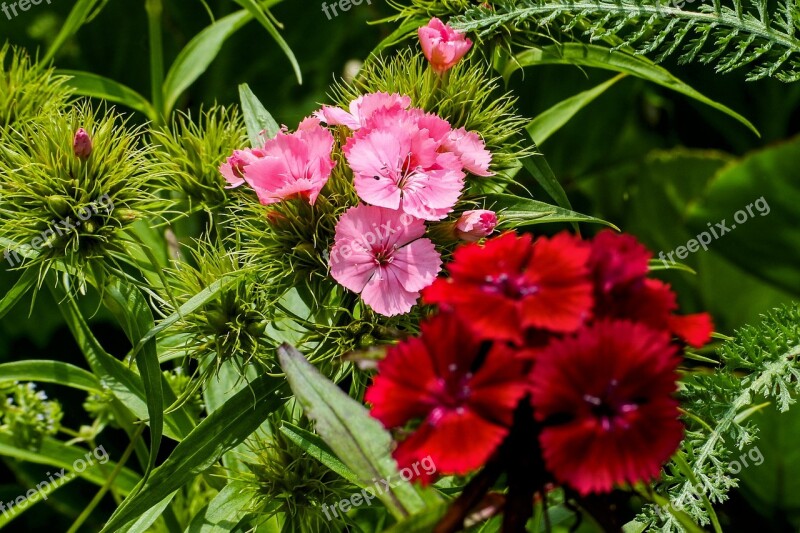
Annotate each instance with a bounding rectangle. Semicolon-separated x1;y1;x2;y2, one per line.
1;0;799;530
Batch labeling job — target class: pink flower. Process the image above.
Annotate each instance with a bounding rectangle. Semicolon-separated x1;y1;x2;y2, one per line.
73;128;92;159
315;92;412;131
241;117;336;206
443;128;493;176
418;18;473;74
455;210;497;241
329;205;442;316
344;114;465;221
219;148;266;188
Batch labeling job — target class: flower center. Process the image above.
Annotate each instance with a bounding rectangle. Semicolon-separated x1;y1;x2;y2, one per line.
373;246;397;266
583;381;642;431
482;273;538;299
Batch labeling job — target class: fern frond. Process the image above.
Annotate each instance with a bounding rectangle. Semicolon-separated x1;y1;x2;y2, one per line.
640;303;800;530
447;0;800;81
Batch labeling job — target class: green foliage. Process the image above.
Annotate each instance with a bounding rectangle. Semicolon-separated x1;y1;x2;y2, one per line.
151;105;248;210
450;0;800;81
645;303;800;531
0;101;162;282
0;44;72;130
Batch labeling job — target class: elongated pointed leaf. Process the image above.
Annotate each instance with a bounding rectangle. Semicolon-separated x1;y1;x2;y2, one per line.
0;361;101;392
233;0;302;84
486;193;618;229
280;422;361;484
526;74;625;144
59;70;157;120
520;153;573;213
278;344;436;518
504;44;758;136
43;0;103;63
186;482;253;533
238;84;280;147
103;280;166;479
163;10;253;113
100;373;284;532
0;268;37;320
0;434;140;493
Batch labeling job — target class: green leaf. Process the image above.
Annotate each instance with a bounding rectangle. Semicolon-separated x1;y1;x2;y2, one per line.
685;137;800;296
504;44;758;136
278;344;435;519
163;10;253;113
102;280;166;479
59;70;157;120
100;373;284;532
42;0;103;63
486;193;618;229
0;361;101;392
0;434;140;494
185;482;253;533
238;83;281;147
0;268;37;321
117;494;177;533
53;287;190;441
519;153;573;212
280;422;361;485
131;274;240;361
526;74;625;145
382;501;449;533
233;0;302;84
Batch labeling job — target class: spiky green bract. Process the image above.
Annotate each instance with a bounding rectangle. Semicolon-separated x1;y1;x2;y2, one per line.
237;415;355;533
0;44;72;131
0;382;63;451
0;101;163;283
156;238;272;379
150;105;248;210
333;50;529;175
449;0;800;82
642;303;800;531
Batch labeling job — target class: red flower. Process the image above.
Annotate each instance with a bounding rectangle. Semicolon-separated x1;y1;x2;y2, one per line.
590;230;713;347
423;232;594;343
530;320;684;495
365;313;530;481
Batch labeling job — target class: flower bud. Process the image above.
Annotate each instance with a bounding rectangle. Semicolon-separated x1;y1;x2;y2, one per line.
418;18;473;74
45;195;72;217
73;128;92;159
455;210;497;242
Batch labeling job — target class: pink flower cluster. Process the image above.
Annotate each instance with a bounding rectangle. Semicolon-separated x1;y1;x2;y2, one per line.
221;19;495;317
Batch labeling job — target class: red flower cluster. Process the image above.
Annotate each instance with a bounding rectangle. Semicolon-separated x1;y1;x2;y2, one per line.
366;230;712;496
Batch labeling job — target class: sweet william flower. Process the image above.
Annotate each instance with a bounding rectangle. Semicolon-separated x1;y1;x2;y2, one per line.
344;118;465;221
418;18;473;74
589;230;714;347
530;320;684;495
219;148;266;189
314;92;412;131
329;205;442;316
443;127;493;177
455;209;497;242
366;313;531;482
424;232;594;343
73;128;92;159
240;117;335;206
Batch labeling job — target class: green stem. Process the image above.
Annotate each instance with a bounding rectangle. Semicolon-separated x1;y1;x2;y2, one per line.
66;425;144;533
145;0;165;122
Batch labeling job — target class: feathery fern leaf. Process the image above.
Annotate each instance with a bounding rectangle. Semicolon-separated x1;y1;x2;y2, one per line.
446;0;800;81
641;303;800;531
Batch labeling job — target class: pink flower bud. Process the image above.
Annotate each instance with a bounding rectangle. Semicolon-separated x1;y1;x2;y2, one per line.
455;210;497;242
418;18;473;75
73;128;92;159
